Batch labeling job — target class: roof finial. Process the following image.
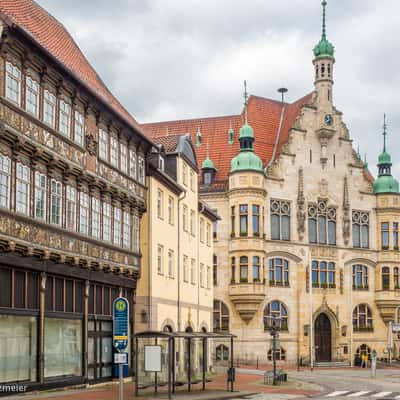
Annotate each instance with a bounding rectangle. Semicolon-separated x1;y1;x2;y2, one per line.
243;80;249;124
383;113;387;153
322;0;327;39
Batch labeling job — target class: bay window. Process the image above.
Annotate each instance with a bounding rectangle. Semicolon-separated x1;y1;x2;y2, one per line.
16;162;30;215
394;223;399;249
239;204;248;236
252;205;260;236
240;256;248;283
252;256;260;282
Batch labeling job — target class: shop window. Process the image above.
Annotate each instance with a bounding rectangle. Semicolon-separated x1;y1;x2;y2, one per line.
0;315;37;383
44;318;82;378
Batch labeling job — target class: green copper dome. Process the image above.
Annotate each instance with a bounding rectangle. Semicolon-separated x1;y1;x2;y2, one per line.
373;115;399;194
378;151;391;165
239;123;254;139
230;151;263;173
202;157;216;171
313;1;335;59
373;175;399;194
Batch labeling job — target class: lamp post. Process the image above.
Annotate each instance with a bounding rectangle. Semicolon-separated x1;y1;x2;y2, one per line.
267;316;281;386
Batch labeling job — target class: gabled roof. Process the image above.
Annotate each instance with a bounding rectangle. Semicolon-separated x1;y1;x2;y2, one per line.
0;0;149;140
143;93;313;181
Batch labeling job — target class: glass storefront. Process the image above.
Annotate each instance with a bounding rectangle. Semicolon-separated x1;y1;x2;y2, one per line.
44;318;82;378
0;315;37;383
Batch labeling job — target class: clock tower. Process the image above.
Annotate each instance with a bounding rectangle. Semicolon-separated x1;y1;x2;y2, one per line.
313;0;336;165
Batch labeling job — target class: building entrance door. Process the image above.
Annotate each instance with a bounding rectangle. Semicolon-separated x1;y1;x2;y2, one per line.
315;313;332;362
88;320;113;382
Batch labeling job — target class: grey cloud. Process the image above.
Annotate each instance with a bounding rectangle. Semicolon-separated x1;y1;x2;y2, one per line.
36;0;400;177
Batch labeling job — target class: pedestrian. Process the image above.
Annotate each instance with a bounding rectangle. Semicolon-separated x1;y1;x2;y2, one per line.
361;353;366;368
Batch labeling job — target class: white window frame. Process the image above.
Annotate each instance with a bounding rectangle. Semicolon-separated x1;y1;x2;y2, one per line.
79;192;89;235
25;76;39;117
168;249;174;278
157;244;164;274
190;210;195;236
122;211;131;249
120;143;127;174
129;149;137;179
103;202;111;242
59;100;71;137
138;155;145;184
200;263;205;288
43;89;56;128
5;62;21;105
91;197;100;239
99;129;108;161
50;179;62;225
157;189;163;219
74;110;84;146
66;185;77;230
16;162;30;215
113;207;122;245
190;258;196;284
183;255;189;282
110;136;118;167
34;171;46;220
168;196;174;225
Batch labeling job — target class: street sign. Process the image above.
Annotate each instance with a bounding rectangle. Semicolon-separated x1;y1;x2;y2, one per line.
392;323;400;332
114;352;128;364
113;297;129;351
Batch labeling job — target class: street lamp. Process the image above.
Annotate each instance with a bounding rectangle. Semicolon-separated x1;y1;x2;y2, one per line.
266;315;281;385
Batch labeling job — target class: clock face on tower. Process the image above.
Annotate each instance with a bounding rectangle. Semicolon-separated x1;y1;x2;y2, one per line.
324;114;333;126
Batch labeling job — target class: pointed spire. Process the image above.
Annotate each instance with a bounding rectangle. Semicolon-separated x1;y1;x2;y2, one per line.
243;80;249;124
383;113;387;153
321;0;327;39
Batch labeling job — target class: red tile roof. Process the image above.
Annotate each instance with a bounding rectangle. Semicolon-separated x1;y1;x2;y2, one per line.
152;135;181;153
143;93;313;181
0;0;147;137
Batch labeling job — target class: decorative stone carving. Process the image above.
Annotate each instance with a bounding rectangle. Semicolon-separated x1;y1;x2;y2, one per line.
85;134;98;156
297;167;306;241
342;177;351;245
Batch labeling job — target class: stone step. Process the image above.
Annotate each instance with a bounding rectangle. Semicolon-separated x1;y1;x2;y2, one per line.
315;361;350;368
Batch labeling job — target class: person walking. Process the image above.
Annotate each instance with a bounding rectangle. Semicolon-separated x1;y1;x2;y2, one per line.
361;353;366;368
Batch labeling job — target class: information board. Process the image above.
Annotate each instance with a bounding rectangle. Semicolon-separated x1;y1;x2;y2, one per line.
113;297;129;351
144;345;162;372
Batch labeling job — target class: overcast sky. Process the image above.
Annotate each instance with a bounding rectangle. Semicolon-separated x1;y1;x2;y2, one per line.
36;0;400;177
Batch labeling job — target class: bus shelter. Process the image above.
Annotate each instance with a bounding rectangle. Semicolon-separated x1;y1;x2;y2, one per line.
134;330;235;399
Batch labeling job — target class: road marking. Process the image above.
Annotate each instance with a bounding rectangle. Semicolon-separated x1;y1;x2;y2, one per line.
347;391;372;397
326;391;350;397
372;393;392;398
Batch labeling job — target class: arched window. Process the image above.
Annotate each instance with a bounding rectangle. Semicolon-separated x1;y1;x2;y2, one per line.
352;265;368;290
267;347;286;361
308;201;336;245
382;267;390;290
163;325;173;332
264;301;288;331
353;304;373;332
240;256;248;283
213;300;229;332
269;258;289;287
215;344;229;361
394;267;399;289
356;344;371;360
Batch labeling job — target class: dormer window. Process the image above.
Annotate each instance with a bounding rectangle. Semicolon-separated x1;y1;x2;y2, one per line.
158;156;165;171
203;172;212;185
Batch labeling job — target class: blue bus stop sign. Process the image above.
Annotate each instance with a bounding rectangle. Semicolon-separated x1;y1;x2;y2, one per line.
113;297;129;351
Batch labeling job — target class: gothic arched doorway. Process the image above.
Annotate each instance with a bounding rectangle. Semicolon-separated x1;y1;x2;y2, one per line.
315;313;332;362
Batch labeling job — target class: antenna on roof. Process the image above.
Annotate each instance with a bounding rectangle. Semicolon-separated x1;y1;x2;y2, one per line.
278;88;288;104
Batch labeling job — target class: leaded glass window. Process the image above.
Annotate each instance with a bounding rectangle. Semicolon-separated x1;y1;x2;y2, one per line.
16;163;30;215
50;179;62;225
271;199;290;241
308;200;336;245
352;211;369;248
59;100;71;137
91;197;100;239
5;62;21;105
79;192;89;235
113;207;122;245
74;111;84;146
0;155;11;209
122;211;131;249
25;77;39;117
34;171;46;220
66;186;76;230
103;202;111;242
43;90;56;128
